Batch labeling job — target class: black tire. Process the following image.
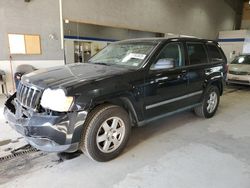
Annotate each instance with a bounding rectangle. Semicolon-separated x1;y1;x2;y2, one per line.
194;85;220;118
225;81;231;87
79;104;131;162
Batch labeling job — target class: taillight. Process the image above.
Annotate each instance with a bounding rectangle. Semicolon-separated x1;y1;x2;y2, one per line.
225;64;229;73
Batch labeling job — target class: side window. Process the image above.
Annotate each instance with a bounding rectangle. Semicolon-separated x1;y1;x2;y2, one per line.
151;43;184;70
187;43;208;65
206;43;223;61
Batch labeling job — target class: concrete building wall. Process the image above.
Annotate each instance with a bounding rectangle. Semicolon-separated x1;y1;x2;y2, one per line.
218;30;250;63
0;0;237;93
241;2;250;30
0;0;64;61
62;0;236;40
64;22;161;40
0;0;64;93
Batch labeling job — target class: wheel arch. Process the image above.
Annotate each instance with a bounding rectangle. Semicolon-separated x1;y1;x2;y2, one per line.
205;78;224;96
88;96;140;127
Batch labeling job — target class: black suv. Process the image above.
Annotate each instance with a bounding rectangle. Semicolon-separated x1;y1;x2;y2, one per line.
4;38;227;161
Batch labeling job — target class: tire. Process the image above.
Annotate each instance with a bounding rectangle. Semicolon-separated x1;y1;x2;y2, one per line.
194;85;220;118
79;104;131;162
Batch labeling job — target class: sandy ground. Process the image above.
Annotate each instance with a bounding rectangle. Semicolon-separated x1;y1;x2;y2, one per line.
0;85;250;188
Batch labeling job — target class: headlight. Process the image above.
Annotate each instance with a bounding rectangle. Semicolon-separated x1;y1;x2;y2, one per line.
40;88;73;112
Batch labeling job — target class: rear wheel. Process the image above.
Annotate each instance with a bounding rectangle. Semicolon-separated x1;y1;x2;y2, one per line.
194;85;220;118
79;104;131;162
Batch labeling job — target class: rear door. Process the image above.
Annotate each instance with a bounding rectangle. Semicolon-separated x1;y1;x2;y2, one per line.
184;42;208;104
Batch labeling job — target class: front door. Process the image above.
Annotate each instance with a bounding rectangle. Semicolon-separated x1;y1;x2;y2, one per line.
143;42;189;119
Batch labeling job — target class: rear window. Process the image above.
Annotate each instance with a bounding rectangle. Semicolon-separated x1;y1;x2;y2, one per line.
206;43;223;61
187;43;208;65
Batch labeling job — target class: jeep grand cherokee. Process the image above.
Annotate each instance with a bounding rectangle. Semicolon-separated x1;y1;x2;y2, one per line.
4;38;227;161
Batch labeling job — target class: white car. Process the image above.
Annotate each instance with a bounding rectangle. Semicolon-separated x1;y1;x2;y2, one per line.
227;55;250;85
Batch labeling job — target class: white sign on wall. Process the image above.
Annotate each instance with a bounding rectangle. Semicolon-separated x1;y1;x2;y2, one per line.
8;34;26;54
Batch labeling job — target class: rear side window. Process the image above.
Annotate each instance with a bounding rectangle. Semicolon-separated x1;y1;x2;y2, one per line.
187;43;208;65
206;43;223;61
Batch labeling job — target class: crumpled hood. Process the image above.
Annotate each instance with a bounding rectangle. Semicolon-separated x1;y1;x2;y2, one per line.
22;63;131;88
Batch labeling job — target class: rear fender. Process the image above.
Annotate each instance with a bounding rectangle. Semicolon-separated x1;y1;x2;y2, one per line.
204;73;224;95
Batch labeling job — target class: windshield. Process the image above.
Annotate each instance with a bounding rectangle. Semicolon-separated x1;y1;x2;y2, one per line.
89;42;157;68
231;55;250;65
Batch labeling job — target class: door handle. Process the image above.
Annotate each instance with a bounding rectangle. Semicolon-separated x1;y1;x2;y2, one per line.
181;70;187;75
178;70;188;79
155;76;169;82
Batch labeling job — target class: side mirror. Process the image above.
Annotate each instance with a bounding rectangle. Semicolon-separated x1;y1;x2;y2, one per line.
151;58;175;70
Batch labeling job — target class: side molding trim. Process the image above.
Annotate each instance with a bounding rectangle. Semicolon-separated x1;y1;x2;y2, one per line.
145;90;203;110
139;103;201;126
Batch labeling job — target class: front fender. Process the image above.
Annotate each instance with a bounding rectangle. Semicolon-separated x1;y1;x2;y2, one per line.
90;92;143;124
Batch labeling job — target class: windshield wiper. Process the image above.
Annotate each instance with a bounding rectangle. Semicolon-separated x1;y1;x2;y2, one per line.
88;61;110;66
95;62;109;66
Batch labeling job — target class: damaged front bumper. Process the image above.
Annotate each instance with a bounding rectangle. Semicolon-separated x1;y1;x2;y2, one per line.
4;96;87;153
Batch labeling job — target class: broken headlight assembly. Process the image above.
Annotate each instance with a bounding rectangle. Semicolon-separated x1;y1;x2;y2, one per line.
40;88;74;112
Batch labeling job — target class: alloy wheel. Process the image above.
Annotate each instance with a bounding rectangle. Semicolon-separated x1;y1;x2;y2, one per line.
207;91;218;113
96;117;125;153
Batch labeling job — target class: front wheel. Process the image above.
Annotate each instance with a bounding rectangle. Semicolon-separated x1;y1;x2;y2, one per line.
79;104;131;162
194;85;220;118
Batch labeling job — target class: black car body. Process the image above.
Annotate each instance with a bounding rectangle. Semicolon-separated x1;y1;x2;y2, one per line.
4;38;227;161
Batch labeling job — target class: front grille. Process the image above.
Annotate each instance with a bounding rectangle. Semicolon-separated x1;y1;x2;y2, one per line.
17;82;42;109
228;70;248;75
